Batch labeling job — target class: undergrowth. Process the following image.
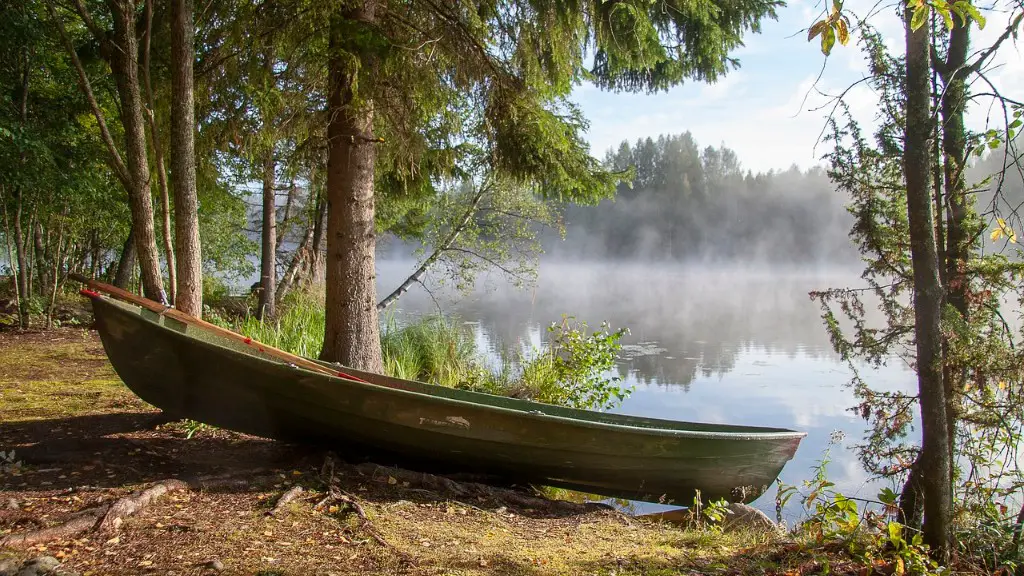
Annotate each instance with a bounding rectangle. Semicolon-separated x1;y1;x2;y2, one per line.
213;290;633;411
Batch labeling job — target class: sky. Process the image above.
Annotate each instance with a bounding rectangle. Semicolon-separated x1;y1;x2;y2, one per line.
569;0;1024;174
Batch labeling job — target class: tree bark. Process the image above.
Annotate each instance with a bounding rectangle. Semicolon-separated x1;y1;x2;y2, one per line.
278;178;297;254
275;215;314;303
33;218;50;301
143;0;177;305
309;185;327;287
903;5;952;556
319;3;383;371
106;0;166;304
113;226;137;290
940;19;970;471
170;0;203;316
11;188;30;329
258;149;277;320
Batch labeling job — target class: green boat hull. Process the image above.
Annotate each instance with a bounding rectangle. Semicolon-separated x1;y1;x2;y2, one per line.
87;295;805;504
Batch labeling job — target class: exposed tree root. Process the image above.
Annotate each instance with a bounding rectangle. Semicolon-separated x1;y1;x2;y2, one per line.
0;479;187;549
269;485;303;516
348;461;613;515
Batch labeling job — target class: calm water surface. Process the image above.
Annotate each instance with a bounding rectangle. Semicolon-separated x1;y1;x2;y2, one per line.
375;260;916;520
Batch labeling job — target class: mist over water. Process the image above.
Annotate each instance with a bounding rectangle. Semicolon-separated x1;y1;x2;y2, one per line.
375;259;916;520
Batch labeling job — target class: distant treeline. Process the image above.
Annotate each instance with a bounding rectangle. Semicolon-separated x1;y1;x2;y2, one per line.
545;132;860;264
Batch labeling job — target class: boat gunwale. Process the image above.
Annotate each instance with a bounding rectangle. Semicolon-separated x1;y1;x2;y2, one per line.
92;295;808;443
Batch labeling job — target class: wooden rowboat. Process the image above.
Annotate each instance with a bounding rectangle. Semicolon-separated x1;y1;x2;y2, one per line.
80;288;805;505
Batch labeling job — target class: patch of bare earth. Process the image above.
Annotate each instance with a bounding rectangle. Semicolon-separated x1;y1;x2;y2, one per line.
1;330;875;576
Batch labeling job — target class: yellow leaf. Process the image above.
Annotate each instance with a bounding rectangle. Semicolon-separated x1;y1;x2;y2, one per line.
328;505;339;513
808;20;829;41
836;18;850;45
999;381;1008;390
992;227;1004;241
895;557;906;576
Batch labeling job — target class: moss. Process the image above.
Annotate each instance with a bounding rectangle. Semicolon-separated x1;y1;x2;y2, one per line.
0;329;150;421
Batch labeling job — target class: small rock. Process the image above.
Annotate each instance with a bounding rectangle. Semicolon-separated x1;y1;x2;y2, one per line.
204;559;224;572
0;558;20;576
722;503;778;532
16;556;61;576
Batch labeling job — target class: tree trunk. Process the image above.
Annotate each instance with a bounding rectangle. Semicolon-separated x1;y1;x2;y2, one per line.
275;218;314;304
143;0;177;306
33;217;50;301
46;206;68;330
114;226;138;290
107;0;166;304
278;178;297;254
12;188;30;329
319;4;382;371
940;19;970;470
903;6;952;556
258;149;277;320
170;0;203;317
898;463;924;529
309;186;327;287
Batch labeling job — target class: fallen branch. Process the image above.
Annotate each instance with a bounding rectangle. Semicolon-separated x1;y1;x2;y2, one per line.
268;486;304;516
0;479;187;549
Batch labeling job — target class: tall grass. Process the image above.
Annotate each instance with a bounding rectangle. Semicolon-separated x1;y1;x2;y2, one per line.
232;292;326;358
380;314;480;388
214;291;630;410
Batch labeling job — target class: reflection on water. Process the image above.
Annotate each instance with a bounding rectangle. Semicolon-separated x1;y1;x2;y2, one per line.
375;261;916;520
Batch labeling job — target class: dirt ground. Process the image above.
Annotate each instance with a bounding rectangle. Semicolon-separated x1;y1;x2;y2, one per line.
0;328;866;576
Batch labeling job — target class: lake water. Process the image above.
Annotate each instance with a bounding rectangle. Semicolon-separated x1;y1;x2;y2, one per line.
375;260;917;521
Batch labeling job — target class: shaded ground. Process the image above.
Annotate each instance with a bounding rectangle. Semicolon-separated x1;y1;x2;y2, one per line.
1;329;878;575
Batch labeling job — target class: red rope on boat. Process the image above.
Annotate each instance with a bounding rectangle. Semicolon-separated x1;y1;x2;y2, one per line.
80;288;101;298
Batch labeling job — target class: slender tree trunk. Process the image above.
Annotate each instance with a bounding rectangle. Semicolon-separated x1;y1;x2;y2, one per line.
33;217;50;301
143;0;177;305
90;231;101;279
377;183;488;311
940;20;970;470
278;178;297;254
2;187;24;325
170;0;203;316
903;5;952;556
320;4;383;371
309;185;327;287
107;0;166;304
46;206;68;330
275;216;314;303
114;227;138;289
258;149;277;319
10;188;30;329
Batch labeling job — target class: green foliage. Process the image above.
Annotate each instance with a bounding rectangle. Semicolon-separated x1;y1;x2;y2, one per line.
219;294;631;412
688;489;732;532
380;314;480;388
541;316;631;410
810;13;1024;570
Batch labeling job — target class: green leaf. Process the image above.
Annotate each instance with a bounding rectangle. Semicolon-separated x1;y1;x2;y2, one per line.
938;6;954;30
910;4;930;30
888;521;903;543
964;1;986;28
821;26;836;55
